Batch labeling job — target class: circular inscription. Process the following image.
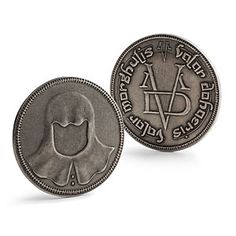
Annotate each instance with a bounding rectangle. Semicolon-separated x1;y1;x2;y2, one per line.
111;35;219;151
13;77;124;196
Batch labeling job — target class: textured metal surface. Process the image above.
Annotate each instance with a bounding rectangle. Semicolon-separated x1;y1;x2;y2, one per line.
13;77;124;196
111;34;219;151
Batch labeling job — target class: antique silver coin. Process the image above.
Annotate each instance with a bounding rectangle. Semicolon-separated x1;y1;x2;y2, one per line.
13;77;124;195
111;35;219;151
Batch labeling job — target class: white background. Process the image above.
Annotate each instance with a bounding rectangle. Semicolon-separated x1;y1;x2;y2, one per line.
1;0;235;235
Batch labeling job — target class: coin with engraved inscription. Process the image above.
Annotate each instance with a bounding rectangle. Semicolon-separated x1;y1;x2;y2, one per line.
13;77;124;196
111;34;219;151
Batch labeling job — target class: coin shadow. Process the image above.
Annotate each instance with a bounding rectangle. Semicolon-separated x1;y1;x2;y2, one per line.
13;190;93;205
124;145;197;162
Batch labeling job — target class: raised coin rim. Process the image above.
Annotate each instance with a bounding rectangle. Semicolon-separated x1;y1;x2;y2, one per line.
111;34;219;151
13;77;124;196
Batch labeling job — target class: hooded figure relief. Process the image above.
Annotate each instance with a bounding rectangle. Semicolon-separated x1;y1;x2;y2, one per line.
27;92;115;186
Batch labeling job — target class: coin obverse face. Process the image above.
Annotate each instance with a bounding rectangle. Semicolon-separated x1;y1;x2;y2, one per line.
13;78;124;196
111;35;219;151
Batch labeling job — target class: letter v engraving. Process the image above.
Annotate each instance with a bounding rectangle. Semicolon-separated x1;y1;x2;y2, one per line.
140;63;191;130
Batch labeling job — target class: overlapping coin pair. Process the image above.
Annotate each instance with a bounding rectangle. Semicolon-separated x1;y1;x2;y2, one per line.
13;35;219;196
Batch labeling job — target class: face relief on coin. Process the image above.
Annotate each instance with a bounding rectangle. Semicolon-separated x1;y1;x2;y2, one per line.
111;35;219;151
13;78;124;196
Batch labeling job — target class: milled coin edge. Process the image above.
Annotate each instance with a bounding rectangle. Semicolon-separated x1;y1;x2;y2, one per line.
110;34;219;151
13;77;124;196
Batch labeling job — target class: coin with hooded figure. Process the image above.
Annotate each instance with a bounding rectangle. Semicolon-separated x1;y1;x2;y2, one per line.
13;78;124;196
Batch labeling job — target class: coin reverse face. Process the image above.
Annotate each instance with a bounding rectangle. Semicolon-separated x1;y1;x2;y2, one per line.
13;78;124;196
111;35;219;151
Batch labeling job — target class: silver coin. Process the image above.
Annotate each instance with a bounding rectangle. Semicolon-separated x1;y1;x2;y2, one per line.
111;34;219;151
13;77;124;196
